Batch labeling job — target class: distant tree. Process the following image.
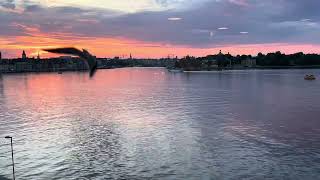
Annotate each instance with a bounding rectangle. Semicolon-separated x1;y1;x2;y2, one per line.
257;52;264;57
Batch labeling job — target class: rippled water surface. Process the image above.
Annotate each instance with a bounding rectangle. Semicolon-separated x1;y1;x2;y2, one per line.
1;68;320;180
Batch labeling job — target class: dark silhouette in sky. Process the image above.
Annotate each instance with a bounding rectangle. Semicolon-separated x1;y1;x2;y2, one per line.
43;48;97;77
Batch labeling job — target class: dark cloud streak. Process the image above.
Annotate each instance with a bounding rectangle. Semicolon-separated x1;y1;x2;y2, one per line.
0;0;320;47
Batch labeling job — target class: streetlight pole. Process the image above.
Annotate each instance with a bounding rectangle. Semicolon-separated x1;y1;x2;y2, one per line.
5;136;15;180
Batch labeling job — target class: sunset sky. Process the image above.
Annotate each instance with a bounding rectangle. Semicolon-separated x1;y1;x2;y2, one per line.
1;0;320;58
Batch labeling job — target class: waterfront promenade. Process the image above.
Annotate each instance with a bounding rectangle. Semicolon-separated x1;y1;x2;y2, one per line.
0;57;176;73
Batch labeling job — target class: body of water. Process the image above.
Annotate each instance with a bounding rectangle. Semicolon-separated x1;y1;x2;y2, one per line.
0;68;320;179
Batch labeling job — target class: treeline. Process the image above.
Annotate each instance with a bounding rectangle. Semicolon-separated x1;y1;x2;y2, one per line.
175;51;320;70
175;53;255;70
256;51;320;66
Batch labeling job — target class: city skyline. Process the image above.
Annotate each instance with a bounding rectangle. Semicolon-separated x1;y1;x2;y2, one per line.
1;0;320;58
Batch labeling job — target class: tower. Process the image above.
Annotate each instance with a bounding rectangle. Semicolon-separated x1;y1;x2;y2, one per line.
217;50;225;68
37;52;40;60
0;51;2;60
130;53;132;60
22;50;27;60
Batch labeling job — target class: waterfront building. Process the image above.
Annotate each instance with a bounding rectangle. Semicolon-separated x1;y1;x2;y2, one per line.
241;58;257;67
59;56;72;60
217;50;225;67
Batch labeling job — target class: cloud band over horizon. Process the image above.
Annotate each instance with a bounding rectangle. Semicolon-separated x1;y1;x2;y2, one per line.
1;0;320;58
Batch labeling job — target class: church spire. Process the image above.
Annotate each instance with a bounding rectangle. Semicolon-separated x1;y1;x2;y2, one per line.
22;50;27;60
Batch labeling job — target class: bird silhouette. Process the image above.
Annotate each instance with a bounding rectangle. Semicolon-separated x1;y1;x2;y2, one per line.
43;47;98;77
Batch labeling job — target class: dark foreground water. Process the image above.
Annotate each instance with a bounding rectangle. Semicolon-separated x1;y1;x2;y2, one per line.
0;68;320;180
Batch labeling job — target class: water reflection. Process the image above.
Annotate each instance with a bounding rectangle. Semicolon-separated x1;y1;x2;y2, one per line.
0;68;320;179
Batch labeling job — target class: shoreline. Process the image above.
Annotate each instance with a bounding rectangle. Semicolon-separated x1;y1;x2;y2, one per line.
0;66;320;75
178;65;320;72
